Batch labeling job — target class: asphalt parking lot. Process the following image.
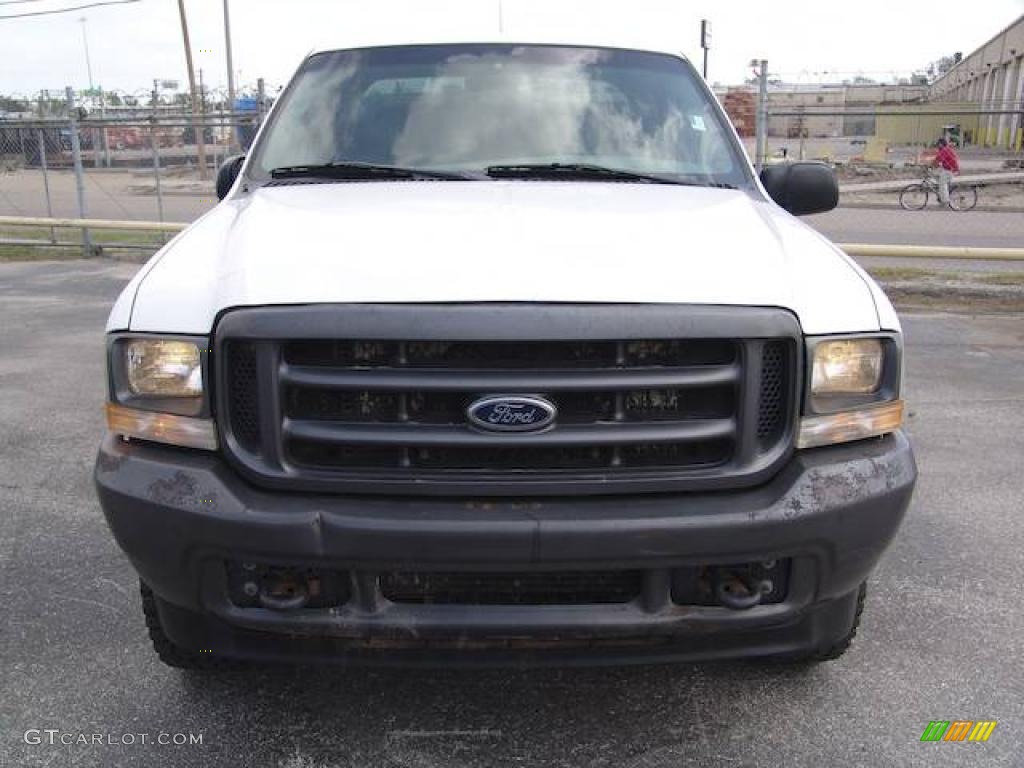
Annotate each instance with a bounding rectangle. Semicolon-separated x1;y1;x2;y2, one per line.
1;260;1022;768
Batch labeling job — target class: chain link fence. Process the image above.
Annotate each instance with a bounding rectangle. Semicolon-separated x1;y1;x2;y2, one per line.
0;85;274;258
5;88;1024;259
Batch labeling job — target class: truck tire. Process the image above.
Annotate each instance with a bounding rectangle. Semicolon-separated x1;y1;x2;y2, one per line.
140;581;236;671
772;581;866;664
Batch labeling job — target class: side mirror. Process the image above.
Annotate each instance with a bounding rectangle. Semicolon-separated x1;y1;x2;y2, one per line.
216;154;246;200
759;162;839;216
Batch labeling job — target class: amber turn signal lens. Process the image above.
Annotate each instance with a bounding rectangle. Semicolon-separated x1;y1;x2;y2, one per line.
105;403;218;450
797;400;904;449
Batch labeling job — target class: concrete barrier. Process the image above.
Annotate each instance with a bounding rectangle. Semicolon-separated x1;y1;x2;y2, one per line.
0;215;186;233
840;243;1024;261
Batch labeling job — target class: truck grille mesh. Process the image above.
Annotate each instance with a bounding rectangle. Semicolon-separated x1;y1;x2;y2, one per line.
757;341;789;445
226;342;260;452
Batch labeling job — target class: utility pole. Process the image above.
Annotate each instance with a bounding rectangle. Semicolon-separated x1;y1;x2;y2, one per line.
753;59;769;173
66;86;92;258
700;20;711;80
223;0;236;112
79;18;94;90
176;0;208;180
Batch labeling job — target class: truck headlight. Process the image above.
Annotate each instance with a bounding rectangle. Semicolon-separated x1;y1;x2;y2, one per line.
105;335;217;450
126;340;203;397
811;339;882;395
798;334;903;449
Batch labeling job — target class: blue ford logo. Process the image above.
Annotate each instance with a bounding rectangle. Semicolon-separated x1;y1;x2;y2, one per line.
467;395;557;433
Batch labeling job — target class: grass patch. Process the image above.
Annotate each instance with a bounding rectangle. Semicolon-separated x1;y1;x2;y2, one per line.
868;265;1024;287
866;266;937;282
0;244;82;262
975;272;1024;286
0;224;169;260
0;224;168;245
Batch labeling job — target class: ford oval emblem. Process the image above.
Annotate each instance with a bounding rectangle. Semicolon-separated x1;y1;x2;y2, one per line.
467;395;557;433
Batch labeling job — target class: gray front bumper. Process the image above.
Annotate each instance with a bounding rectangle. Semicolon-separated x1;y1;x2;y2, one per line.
95;431;915;663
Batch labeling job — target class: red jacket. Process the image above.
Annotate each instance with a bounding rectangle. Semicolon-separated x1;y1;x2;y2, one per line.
935;145;960;173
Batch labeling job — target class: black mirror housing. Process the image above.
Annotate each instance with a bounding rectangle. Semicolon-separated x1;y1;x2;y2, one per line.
759;162;839;216
216;155;246;200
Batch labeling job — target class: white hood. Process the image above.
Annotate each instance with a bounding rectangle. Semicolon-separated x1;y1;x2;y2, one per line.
115;181;887;335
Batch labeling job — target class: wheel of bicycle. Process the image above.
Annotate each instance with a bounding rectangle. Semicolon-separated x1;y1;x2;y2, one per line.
948;185;978;212
899;184;929;211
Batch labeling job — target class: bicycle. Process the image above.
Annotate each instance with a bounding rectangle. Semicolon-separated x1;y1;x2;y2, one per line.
899;168;978;211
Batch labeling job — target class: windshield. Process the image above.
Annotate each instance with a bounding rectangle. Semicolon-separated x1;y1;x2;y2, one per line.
250;44;750;187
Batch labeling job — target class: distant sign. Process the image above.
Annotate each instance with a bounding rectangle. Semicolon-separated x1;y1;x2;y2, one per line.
159;80;180;91
701;20;712;50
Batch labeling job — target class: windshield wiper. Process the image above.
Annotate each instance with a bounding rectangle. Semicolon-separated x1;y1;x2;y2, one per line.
485;163;734;188
270;161;472;181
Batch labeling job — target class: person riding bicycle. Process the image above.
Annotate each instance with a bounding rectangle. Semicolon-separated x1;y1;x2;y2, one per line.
931;137;960;206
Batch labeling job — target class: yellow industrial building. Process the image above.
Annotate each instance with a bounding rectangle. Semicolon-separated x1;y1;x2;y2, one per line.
929;13;1024;150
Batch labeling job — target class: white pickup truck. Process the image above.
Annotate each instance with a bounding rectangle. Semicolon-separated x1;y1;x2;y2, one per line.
95;33;916;668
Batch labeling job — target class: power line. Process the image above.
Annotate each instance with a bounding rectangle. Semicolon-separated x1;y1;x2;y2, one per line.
0;0;140;19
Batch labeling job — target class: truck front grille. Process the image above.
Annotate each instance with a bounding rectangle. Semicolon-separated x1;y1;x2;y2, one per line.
215;305;800;496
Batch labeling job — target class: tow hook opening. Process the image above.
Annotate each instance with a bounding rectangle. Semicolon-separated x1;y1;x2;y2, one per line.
226;561;351;611
671;559;790;609
713;570;774;610
258;572;311;611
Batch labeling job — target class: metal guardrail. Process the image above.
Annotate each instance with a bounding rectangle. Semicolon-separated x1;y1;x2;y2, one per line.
4;216;1024;262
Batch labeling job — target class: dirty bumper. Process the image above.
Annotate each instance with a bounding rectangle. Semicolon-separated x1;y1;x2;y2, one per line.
95;432;916;665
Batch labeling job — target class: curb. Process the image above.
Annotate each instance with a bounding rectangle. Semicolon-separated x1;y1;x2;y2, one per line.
838;202;1024;214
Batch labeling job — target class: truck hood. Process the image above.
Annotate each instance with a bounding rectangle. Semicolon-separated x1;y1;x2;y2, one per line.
121;181;884;335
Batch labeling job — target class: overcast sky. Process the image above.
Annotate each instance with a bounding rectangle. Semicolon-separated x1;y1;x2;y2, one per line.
1;0;1022;98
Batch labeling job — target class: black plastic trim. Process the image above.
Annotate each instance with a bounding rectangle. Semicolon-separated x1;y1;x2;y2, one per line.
279;361;741;392
94;430;916;647
215;303;801;341
285;417;736;448
213;304;802;497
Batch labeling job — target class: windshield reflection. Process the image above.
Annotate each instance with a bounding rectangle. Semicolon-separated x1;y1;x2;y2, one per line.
253;44;746;186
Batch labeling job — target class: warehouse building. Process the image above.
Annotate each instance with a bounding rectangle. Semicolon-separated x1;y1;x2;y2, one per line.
929;13;1024;149
714;83;926;139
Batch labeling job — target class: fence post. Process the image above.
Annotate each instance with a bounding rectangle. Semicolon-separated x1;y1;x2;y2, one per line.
754;60;768;173
99;87;111;167
65;86;93;258
151;87;166;243
37;129;57;244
